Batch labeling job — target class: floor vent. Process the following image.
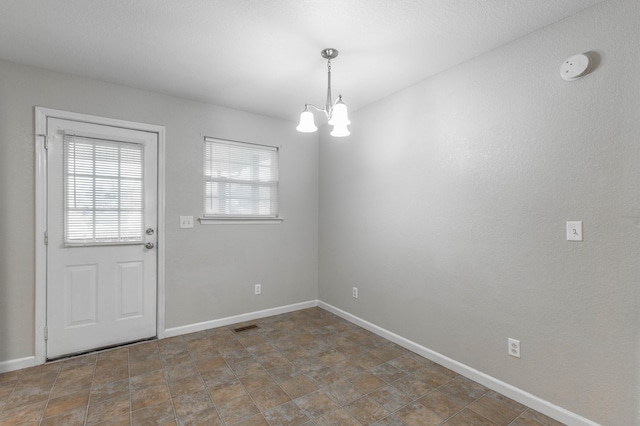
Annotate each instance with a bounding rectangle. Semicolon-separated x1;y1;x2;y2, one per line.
233;324;259;333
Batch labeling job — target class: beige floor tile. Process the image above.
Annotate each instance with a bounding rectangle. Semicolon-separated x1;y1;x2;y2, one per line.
229;413;269;426
324;380;363;405
163;360;199;383
176;406;223;425
172;389;215;419
266;364;302;383
228;359;264;377
209;380;248;406
239;369;277;392
305;366;343;387
280;375;318;399
413;365;454;388
349;371;386;394
44;388;90;418
344;396;390;425
4;382;53;410
331;359;366;378
0;370;23;385
129;369;166;392
215;394;260;425
201;366;236;388
438;376;489;406
92;366;128;386
294;389;340;418
314;407;362;426
510;409;566;426
418;389;466;419
368;384;413;412
395;401;443;426
249;384;291;411
444;407;498;425
130;382;171;412
469;390;527;425
369;345;406;363
161;352;192;367
129;356;162;378
131;400;175;425
390;375;433;399
50;375;93;400
0;399;48;424
86;393;130;425
168;374;205;398
317;349;348;366
369;362;407;384
263;400;309;426
41;406;87;425
90;379;129;404
92;412;131;426
194;355;226;373
371;414;410;425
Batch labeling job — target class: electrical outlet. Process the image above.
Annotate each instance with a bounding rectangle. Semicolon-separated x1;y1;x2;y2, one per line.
508;338;521;358
255;284;261;295
352;287;358;298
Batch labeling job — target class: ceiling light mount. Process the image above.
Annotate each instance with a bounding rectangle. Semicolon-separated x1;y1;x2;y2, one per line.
320;48;339;60
296;48;351;137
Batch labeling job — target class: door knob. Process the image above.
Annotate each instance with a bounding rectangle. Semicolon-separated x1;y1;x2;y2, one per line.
145;242;155;249
146;228;155;235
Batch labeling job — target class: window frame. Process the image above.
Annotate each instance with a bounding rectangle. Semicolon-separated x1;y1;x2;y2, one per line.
200;137;282;225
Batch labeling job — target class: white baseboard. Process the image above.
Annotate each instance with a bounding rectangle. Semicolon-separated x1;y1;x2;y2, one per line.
0;356;36;374
163;300;319;338
318;301;600;426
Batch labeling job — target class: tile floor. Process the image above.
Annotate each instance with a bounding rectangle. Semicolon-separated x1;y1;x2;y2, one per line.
0;307;564;425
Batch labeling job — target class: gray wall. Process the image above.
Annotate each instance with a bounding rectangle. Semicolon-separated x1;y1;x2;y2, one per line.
1;0;637;423
0;59;319;361
318;0;639;424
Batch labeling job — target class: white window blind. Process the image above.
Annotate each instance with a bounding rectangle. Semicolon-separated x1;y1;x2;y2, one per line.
64;134;145;245
204;138;279;218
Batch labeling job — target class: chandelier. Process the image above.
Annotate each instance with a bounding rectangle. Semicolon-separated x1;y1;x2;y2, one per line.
296;48;351;137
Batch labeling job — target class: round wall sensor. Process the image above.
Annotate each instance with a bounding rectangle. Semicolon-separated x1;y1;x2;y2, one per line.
560;54;592;81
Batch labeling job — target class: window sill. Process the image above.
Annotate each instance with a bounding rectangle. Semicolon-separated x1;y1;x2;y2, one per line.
198;217;283;225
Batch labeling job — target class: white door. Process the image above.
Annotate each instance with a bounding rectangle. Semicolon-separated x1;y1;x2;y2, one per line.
46;118;158;359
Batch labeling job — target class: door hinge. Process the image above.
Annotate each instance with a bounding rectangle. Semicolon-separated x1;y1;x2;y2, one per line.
44;326;48;340
38;134;49;149
44;231;48;245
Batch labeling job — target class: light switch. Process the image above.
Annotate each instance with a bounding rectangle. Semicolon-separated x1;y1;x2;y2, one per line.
180;216;194;228
566;221;583;241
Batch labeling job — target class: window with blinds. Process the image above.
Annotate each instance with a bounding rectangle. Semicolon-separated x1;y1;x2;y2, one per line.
204;138;279;218
64;134;145;245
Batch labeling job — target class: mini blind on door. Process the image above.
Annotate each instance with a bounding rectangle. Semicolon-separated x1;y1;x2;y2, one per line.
64;134;145;245
204;138;279;218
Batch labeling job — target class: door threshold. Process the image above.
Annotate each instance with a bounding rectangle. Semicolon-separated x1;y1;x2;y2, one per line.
46;336;158;363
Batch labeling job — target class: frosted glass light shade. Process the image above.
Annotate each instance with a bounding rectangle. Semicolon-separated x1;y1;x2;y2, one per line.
296;109;317;133
327;96;350;126
330;124;350;137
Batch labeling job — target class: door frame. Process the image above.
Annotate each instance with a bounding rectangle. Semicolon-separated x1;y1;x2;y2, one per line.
34;107;167;364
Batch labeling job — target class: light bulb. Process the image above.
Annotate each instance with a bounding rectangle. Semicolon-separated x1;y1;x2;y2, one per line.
296;108;317;133
327;96;350;126
330;124;350;137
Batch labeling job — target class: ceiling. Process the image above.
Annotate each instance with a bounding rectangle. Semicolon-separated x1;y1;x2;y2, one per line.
0;0;605;122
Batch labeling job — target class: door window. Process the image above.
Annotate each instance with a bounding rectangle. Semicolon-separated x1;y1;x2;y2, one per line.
64;134;145;245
